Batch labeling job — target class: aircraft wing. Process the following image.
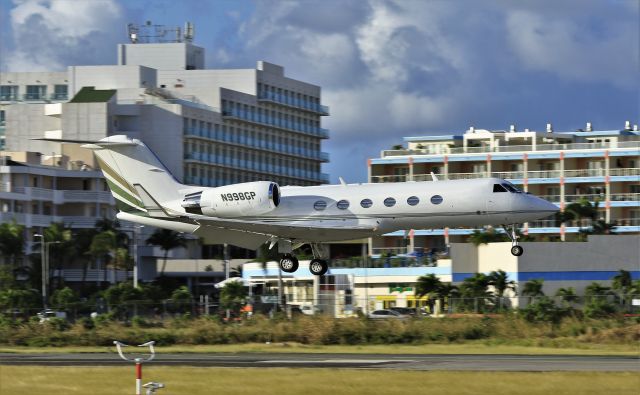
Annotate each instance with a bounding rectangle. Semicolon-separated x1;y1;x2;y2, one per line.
190;213;378;242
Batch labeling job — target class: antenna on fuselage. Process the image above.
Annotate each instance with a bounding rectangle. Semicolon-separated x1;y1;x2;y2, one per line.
430;172;439;182
339;177;347;186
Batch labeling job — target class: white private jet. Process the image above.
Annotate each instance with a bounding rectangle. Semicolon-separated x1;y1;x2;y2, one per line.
42;135;558;276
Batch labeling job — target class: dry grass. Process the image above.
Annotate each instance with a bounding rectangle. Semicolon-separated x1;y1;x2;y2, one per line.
0;366;637;395
0;341;637;356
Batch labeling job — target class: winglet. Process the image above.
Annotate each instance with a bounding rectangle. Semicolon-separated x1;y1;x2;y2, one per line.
430;172;439;182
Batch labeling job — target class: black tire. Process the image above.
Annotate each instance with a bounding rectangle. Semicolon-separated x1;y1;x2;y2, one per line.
510;245;524;256
279;254;299;273
309;259;328;276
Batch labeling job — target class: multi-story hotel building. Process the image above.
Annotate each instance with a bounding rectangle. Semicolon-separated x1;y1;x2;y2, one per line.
368;122;640;255
0;23;330;189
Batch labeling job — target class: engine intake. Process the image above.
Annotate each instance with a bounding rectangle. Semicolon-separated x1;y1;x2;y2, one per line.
182;181;280;218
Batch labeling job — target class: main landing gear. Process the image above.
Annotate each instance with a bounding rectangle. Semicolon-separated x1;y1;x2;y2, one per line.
502;224;524;256
277;243;329;276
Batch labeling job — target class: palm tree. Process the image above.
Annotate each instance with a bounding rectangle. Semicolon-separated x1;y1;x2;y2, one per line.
521;279;545;303
415;274;443;298
584;282;612;302
458;273;492;312
555;287;579;305
468;228;508;246
220;281;248;317
90;230;116;287
146;229;187;276
415;274;444;314
0;221;25;267
612;269;632;304
42;222;73;291
488;270;517;297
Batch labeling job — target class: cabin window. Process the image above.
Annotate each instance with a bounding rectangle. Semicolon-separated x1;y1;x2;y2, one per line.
360;198;373;208
430;195;443;205
383;197;396;207
407;196;419;206
336;200;350;210
493;184;508;192
313;200;327;211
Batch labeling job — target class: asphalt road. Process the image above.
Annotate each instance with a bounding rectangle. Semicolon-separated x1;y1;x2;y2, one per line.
1;353;638;371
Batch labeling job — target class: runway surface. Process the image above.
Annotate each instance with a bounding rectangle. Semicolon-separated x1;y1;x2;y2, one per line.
1;352;638;371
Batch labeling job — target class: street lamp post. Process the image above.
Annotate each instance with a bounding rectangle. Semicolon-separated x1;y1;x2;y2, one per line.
33;234;60;309
34;234;46;308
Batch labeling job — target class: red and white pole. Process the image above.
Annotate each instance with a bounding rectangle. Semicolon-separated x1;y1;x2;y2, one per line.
135;358;142;395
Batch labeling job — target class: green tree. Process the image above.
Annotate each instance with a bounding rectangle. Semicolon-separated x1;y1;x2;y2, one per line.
42;222;74;291
170;285;193;314
146;229;187;276
521;296;568;324
612;269;633;305
50;286;77;310
0;221;25;267
468;228;508;246
0;288;40;311
488;269;517;297
415;274;443;298
458;273;492;312
90;230;117;287
220;281;248;317
521;279;545;302
555;287;579;304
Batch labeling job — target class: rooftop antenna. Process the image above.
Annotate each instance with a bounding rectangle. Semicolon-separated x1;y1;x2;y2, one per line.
185;22;195;43
127;23;139;43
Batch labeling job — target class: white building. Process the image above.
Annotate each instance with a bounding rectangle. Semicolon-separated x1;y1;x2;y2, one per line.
1;23;330;188
369;123;640;255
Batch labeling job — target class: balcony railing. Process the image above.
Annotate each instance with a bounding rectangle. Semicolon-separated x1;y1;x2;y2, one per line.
183;127;329;162
222;108;329;139
371;168;640;183
0;186;113;203
0;213;105;228
382;141;640;157
257;92;329;115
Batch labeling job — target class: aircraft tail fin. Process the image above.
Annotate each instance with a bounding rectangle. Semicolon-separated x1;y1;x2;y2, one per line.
81;135;184;214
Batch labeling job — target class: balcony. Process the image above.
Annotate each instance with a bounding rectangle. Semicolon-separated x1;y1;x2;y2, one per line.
23;93;47;102
0;185;113;203
183;127;329;162
257;92;329;115
0;94;18;102
52;269;132;283
382;141;640;157
371;168;640;183
222;108;329;139
0;212;105;228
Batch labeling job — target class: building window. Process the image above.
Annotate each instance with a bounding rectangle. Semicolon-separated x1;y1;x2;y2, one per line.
53;85;68;100
313;200;327;211
383;197;396;207
0;85;18;101
336;200;349;210
407;196;419;206
360;198;373;208
430;195;443;205
25;85;46;100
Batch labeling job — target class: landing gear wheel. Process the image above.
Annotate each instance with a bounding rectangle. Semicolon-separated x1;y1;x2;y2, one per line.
510;245;523;256
309;259;328;276
279;254;299;273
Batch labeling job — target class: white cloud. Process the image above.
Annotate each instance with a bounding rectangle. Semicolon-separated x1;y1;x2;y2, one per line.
505;8;639;88
5;0;123;71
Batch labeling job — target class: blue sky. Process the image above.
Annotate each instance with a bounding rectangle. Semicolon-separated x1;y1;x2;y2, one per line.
1;0;638;183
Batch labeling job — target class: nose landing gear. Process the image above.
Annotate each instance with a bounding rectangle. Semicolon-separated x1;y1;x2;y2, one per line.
503;224;524;256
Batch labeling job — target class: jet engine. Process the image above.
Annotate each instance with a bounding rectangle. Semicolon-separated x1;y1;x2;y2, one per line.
181;181;280;217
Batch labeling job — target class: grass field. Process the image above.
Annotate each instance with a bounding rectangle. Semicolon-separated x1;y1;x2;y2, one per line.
0;366;638;395
0;341;637;356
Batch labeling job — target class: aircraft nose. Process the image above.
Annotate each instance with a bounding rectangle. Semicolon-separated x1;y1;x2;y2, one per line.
533;195;559;215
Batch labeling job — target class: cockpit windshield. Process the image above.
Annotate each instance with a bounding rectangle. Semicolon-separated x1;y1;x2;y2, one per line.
493;182;522;193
